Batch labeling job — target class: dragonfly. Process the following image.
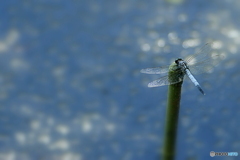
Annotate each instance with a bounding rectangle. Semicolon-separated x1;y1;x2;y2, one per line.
140;43;220;95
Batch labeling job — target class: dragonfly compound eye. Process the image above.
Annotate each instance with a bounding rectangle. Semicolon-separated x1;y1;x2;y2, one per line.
175;60;179;64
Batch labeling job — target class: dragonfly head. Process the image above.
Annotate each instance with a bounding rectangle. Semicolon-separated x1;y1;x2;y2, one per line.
175;58;183;65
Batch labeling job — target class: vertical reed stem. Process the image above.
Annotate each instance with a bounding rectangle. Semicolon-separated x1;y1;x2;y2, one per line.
162;63;183;160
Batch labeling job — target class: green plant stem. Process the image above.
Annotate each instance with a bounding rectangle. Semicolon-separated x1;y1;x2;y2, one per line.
162;64;183;160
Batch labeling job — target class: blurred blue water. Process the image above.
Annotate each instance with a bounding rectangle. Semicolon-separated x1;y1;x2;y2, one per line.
0;0;239;160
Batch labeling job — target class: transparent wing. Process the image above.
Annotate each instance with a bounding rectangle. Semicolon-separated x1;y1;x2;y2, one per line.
140;66;170;74
185;42;220;74
140;66;169;74
185;43;213;64
187;54;220;74
148;71;184;87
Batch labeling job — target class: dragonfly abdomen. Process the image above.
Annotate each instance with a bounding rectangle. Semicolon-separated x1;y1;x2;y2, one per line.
185;69;205;95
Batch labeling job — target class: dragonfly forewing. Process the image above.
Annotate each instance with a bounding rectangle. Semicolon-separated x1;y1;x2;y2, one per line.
186;43;221;75
185;43;213;65
140;66;169;74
